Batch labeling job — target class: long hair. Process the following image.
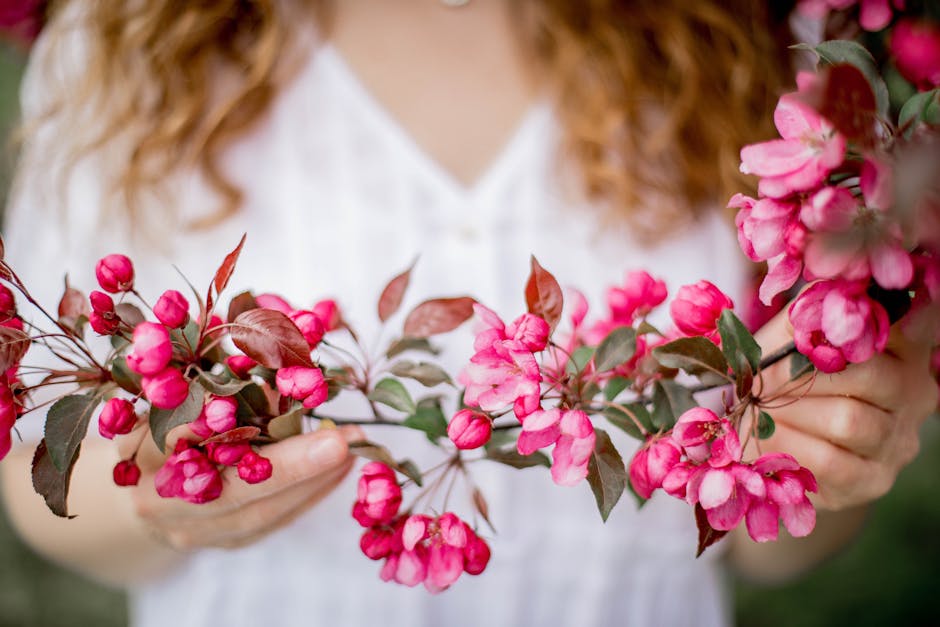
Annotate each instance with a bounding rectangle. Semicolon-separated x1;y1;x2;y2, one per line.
33;0;792;238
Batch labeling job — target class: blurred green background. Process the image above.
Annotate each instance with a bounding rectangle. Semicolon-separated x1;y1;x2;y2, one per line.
0;37;939;627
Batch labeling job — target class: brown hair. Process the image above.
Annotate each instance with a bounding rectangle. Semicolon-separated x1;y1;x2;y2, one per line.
35;0;791;237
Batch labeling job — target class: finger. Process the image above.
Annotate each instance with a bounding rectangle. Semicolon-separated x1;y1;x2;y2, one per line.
764;396;894;460
132;429;350;521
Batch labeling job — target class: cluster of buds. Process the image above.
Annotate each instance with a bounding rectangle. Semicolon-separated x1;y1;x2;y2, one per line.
0;284;25;461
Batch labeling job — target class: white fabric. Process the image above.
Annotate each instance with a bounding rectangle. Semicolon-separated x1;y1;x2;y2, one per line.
5;29;752;627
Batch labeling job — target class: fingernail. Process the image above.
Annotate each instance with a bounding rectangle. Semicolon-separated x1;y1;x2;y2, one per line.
308;433;344;465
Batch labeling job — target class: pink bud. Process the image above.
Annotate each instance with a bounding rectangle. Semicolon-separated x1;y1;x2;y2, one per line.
203;396;237;433
891;19;940;90
0;285;16;318
447;409;492;450
237;451;273;484
95;254;135;293
112;460;141;486
205;441;251;466
670;280;734;339
189;408;214;439
89;310;121;335
141;368;190;409
507;313;550;351
0;385;17;461
225;355;257;379
126;322;173;376
154;443;223;504
288;310;326;347
629;435;682;499
89;290;114;313
255;293;293;314
352;462;402;527
312;299;341;331
275;366;328;409
360;526;400;560
98;397;137;439
462;527;491;576
154;289;189;328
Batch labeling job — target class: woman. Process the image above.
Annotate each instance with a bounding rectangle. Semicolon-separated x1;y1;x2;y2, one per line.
1;1;935;626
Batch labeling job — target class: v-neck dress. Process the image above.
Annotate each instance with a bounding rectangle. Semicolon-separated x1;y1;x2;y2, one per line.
6;32;750;627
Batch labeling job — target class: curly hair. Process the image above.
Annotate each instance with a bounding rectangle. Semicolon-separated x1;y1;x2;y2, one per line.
33;0;793;238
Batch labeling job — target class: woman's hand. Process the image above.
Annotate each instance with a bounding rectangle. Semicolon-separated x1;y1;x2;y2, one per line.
753;309;937;511
121;425;362;551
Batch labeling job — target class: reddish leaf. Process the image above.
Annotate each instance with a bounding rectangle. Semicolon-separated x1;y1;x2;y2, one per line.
213;233;246;297
226;290;257;324
230;309;313;368
378;261;415;323
0;326;30;371
819;64;878;146
472;487;496;533
403;297;475;338
31;439;79;518
694;503;729;557
525;256;563;331
200;426;261;445
57;276;86;319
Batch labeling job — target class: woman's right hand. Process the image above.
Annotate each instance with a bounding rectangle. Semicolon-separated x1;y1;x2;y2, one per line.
122;425;362;551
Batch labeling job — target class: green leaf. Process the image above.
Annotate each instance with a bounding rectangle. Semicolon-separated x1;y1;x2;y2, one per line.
395;459;424;487
602;403;653;439
651;380;697;430
789;351;816;381
653;337;730;386
170;320;201;353
389;360;452;387
31;439;81;518
717;309;761;374
110;357;141;395
566;346;595;376
757;411;776;439
368;378;417;414
899;89;939;137
233;383;270;423
485;446;551;469
604;377;631;402
813;40;889;116
149;381;205;452
635;320;662;336
402;400;447;442
268;408;303;440
195;369;250;396
594;326;637;372
386;337;440;359
586;428;627;522
44;394;101;472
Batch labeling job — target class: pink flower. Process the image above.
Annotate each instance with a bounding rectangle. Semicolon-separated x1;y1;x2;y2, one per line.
126;322;173;376
154;440;223;504
288;309;326;348
0;384;17;461
891;19;940;89
607;270;668;322
95;254;135;293
517;409;595;486
153;290;189;328
629;435;682;499
89;290;121;335
740;94;846;198
205;441;251;466
686;462;766;531
352;462;402;527
225;355;257;379
255;293;293;314
789;280;890;373
203;396;237;433
141;367;190;409
381;547;428;588
275;366;328;409
360;520;403;560
237;451;273;484
462;337;542;418
401;513;478;593
447;409;492;450
746;453;818;542
670;281;734;341
112;459;141;487
98;397;138;439
672;407;742;467
506;313;550;352
312;299;341;331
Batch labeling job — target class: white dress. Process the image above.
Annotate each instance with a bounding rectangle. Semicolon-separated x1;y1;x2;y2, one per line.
6;25;750;627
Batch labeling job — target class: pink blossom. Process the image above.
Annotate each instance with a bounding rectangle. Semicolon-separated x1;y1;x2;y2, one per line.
88;290;121;335
506;313;550;352
0;384;16;461
789;280;890;373
189;408;215;440
447;409;492;450
225;355;257;379
275;366;328;409
462;337;542;418
141;367;190;409
126;322;173;376
740;95;846;198
381;547;429;587
517;408;563;455
672;407;742;467
203;396;237;433
95;254;135;293
255;293;293;314
112;459;141;487
517;409;595;486
463;527;491;576
608;270;668;321
237;451;273;484
686;463;766;531
312;299;342;331
661;461;698;500
288;310;326;348
154;440;223;504
670;281;734;341
98;397;138;439
628;435;682;499
797;0;903;32
360;521;403;560
205;441;251;466
153;290;189;328
400;512;477;593
352;462;402;527
891;19;940;89
746;453;818;542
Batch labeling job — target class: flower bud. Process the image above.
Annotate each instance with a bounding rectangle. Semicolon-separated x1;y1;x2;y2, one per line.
95;254;134;293
141;367;190;409
312;299;341;331
255;293;293;314
891;19;940;90
628;435;682;499
89;290;114;313
360;526;400;560
155;442;223;504
0;285;16;319
112;460;141;486
288;310;326;347
463;527;491;576
127;322;173;376
447;409;492;450
225;355;257;379
206;441;251;466
507;313;550;352
154;289;189;328
275;366;328;409
352;462;402;527
203;396;237;433
670;280;734;339
0;384;17;461
98;397;137;439
88;290;121;334
237;451;273;484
